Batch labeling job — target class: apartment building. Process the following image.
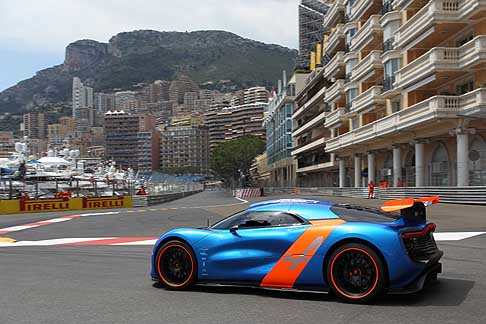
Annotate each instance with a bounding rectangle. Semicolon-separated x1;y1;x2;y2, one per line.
230;102;267;140
204;91;268;150
0;131;15;158
104;111;159;173
265;71;308;187
159;115;209;175
304;0;486;188
72;77;94;119
204;107;233;151
243;87;270;104
23;112;48;139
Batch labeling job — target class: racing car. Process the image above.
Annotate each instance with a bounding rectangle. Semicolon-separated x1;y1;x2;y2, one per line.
150;196;442;303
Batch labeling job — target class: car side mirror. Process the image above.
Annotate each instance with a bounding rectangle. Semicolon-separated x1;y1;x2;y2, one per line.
229;225;239;235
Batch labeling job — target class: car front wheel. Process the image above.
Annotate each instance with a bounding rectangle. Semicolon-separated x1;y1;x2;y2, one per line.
156;240;197;290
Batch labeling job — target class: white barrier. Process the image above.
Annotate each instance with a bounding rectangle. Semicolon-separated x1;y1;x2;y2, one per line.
233;188;263;199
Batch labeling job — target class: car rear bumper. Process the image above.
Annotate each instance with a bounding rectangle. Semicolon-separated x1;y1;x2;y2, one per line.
388;250;443;294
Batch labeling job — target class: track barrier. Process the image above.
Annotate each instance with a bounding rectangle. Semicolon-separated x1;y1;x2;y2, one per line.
233;188;263;199
0;196;133;215
264;186;486;205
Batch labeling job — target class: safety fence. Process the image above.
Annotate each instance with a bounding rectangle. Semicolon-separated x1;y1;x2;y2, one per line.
0;196;133;215
264;186;486;205
0;178;136;200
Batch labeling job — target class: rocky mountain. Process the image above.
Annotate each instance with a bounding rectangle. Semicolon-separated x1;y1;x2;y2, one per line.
0;30;297;113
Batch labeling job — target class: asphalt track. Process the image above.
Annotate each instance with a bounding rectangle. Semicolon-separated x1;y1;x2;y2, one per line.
0;191;485;324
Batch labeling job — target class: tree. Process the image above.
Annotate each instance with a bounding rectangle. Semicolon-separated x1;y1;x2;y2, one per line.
211;135;265;188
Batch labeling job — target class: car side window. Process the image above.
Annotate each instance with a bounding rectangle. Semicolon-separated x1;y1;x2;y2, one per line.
211;210;248;230
211;211;304;230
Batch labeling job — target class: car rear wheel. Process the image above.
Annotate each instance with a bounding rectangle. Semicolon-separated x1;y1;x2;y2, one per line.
156;240;197;290
326;243;385;303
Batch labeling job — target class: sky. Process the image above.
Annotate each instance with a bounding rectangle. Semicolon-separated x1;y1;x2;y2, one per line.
0;0;299;92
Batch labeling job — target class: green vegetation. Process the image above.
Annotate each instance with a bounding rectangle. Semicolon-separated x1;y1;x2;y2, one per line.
210;136;265;187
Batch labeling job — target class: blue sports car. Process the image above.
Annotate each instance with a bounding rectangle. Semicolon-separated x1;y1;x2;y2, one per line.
150;197;442;303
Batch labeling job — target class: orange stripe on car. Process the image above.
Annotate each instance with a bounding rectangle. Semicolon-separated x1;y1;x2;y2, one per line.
260;219;345;288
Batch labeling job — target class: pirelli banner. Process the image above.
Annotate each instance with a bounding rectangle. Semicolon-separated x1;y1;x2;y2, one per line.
0;196;133;215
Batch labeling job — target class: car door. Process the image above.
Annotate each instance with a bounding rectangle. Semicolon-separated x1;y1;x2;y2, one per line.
195;210;309;283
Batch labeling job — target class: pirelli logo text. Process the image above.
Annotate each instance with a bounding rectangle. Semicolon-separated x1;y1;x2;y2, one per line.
82;197;126;209
19;198;70;212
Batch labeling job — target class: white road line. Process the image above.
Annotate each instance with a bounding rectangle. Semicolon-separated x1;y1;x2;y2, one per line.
79;212;120;217
0;238;115;247
434;232;486;241
0;225;34;232
40;218;72;223
112;239;158;246
0;212;121;235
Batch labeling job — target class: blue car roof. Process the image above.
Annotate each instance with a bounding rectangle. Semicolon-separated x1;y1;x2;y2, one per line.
248;198;339;220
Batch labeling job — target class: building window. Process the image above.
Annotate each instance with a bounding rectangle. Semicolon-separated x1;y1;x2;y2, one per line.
345;29;357;48
345;88;358;111
384;58;400;78
456;80;474;95
345;58;358;75
391;99;401;113
383;20;400;52
456;31;474;46
429;143;450;186
286;103;293;117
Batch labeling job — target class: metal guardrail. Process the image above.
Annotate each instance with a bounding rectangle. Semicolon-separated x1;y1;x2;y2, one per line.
132;190;203;207
264;187;486;205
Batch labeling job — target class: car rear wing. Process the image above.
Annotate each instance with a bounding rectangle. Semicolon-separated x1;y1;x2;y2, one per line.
381;196;440;222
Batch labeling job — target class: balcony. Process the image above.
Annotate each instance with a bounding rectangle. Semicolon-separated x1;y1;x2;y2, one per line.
395;36;486;90
292;85;327;119
325;88;486;152
293;111;327;137
325;24;345;55
350;50;383;83
297;161;337;173
350;86;385;114
349;0;382;22
350;15;383;52
396;0;486;49
292;135;328;156
325;79;346;103
324;107;347;128
323;0;344;28
324;51;345;79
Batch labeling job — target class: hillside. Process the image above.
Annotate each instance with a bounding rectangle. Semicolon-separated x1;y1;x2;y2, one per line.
0;30;297;113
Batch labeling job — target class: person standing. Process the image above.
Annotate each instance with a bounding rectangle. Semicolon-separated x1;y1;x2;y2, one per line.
368;181;375;199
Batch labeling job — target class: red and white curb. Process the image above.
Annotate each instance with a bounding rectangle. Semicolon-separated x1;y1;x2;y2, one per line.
0;232;485;248
0;212;119;235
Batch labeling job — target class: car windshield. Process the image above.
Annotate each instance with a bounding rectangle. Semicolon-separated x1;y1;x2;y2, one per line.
210;210;247;229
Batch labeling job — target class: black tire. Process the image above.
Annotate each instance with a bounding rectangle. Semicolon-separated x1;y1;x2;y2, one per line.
326;243;385;304
155;240;197;290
